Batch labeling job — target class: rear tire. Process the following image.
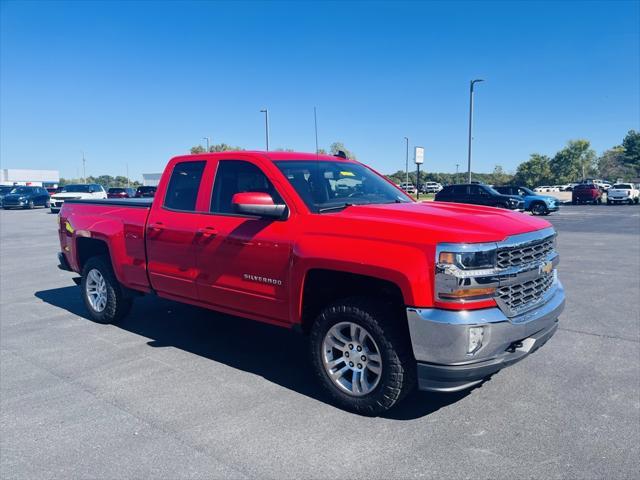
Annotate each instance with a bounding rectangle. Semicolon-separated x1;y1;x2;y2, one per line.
81;255;132;324
27;200;34;209
309;297;416;416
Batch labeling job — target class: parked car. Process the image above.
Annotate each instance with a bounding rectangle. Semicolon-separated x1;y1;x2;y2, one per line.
572;183;604;204
398;182;416;194
50;184;107;213
107;187;136;199
421;181;443;193
57;151;563;415
46;187;60;195
1;186;50;209
534;186;552;193
434;183;525;210
494;186;560;215
135;186;157;198
0;186;14;207
607;183;639;204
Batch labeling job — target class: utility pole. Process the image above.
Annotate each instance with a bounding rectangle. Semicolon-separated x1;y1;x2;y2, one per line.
82;151;86;183
314;107;319;154
456;163;460;184
126;163;130;188
202;136;210;152
404;137;409;188
467;79;484;183
260;109;270;151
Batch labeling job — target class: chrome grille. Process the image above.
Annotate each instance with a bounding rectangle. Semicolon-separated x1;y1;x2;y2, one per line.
497;236;555;268
497;272;555;315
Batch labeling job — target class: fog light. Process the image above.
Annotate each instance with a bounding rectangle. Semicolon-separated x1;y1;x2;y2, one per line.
468;326;484;355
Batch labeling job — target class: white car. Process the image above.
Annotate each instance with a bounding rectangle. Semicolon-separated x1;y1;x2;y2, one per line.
534;186;553;193
422;181;443;193
50;184;107;213
607;183;639;204
399;182;416;194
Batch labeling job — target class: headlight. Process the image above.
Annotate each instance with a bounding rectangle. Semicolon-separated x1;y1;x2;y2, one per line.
438;249;496;270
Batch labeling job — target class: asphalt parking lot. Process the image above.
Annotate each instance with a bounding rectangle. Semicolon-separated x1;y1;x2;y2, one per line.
1;205;639;479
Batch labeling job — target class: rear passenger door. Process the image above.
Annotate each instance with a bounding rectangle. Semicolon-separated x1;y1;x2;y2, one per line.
146;160;207;301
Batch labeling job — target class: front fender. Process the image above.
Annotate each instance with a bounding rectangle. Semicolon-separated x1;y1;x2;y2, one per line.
289;234;434;324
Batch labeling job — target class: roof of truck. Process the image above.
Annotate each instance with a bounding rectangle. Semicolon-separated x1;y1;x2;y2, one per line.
174;151;356;163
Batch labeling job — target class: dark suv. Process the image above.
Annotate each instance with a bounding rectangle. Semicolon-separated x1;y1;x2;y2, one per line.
135;186;157;198
435;183;524;210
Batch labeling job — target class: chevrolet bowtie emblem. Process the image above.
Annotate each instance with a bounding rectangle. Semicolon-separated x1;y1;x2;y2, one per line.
540;261;553;275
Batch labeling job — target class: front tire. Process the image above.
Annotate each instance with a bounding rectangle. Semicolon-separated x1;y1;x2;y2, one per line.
81;255;132;324
531;202;548;216
309;297;416;415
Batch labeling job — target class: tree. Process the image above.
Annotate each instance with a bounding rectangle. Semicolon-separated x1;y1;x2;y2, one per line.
329;142;356;159
513;154;553;187
597;147;635;180
488;165;512;186
550;140;596;183
190;143;243;154
621;130;640;174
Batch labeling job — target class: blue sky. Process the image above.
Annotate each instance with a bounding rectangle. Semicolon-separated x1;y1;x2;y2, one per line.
1;0;639;180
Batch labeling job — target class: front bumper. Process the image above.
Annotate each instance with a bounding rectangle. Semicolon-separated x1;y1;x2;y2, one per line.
407;280;565;392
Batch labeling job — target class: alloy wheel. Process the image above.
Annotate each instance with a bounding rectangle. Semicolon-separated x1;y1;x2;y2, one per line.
322;321;383;396
85;268;108;312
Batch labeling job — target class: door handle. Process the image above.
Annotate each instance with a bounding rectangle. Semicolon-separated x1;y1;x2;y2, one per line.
195;226;218;238
149;222;165;232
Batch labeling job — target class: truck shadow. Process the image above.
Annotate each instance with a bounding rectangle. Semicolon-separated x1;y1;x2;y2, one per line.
34;286;471;420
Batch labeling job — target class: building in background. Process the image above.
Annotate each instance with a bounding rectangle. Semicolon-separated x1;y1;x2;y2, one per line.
142;173;161;187
1;169;60;187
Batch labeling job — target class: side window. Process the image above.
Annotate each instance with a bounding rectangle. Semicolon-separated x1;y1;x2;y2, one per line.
469;185;481;196
164;161;206;211
450;185;466;195
210;160;283;214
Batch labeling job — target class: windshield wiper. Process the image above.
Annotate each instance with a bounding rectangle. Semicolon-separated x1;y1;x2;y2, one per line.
318;203;354;213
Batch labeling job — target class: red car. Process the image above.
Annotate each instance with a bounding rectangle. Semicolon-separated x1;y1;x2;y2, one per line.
107;187;136;199
57;151;565;415
572;183;603;204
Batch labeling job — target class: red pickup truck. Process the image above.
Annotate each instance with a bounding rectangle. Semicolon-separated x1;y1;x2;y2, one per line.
57;151;565;415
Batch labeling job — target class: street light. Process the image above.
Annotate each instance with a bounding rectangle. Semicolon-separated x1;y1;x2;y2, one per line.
260;109;270;151
456;163;460;184
467;79;484;183
404;137;409;188
202;136;210;152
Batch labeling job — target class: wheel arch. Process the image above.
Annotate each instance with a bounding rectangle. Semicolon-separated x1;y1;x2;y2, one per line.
298;268;406;334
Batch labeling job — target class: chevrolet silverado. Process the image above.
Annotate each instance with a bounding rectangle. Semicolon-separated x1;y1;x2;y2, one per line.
57;151;565;415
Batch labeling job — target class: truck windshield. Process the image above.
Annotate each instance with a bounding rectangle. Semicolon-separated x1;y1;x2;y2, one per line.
274;161;412;213
59;185;91;193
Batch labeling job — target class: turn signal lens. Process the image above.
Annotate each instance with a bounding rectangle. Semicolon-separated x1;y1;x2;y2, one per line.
439;287;496;300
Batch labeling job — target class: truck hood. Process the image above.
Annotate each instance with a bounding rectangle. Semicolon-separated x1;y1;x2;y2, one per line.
334;201;551;244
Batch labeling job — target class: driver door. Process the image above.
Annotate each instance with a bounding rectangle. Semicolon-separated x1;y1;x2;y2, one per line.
194;158;293;324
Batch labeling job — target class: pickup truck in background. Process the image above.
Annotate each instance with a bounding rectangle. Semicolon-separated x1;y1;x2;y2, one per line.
607;183;639;204
57;151;565;415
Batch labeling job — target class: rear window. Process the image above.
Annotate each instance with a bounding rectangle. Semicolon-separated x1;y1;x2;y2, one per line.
164;161;206;211
613;184;632;189
108;188;125;193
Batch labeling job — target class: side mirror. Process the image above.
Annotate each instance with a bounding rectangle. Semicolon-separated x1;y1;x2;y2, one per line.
231;192;286;219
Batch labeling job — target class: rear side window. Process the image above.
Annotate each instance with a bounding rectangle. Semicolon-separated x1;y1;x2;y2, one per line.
210;160;283;214
164;161;206;211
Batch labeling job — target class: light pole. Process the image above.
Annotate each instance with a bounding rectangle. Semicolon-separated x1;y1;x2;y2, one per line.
404;137;409;188
467;79;484;183
260;109;270;151
456;163;460;184
314;107;319;154
202;136;210;152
